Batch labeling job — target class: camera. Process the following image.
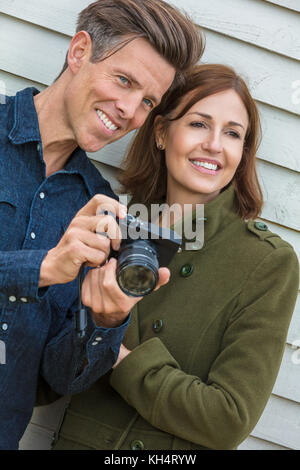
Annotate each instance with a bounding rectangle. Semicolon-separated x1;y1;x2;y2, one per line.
110;213;182;297
75;212;182;340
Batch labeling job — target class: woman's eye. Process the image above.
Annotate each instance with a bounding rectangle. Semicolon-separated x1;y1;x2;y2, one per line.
227;130;241;139
190;121;206;128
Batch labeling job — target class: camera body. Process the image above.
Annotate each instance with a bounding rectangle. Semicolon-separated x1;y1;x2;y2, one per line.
110;213;182;297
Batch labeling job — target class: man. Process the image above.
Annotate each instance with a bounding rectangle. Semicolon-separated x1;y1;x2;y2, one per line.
0;0;203;449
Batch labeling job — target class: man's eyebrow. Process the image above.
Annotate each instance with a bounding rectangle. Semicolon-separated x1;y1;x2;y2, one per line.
116;70;159;105
186;112;245;130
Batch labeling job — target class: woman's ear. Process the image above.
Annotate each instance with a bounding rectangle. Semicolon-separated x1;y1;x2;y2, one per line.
154;115;166;150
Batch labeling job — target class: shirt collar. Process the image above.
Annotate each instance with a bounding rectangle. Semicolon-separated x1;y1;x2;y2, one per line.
7;87;107;199
8;87;42;145
63;146;102;198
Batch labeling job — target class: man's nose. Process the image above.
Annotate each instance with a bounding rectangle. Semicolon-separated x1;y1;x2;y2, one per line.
116;93;142;122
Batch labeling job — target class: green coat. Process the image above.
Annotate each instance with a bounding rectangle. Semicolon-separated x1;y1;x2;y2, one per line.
52;185;299;450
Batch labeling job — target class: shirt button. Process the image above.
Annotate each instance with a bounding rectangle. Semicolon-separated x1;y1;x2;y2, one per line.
30;232;36;240
37;143;41;152
9;296;17;303
2;323;8;331
20;297;28;303
131;440;144;450
39;192;45;200
153;319;163;333
180;264;194;278
95;336;102;342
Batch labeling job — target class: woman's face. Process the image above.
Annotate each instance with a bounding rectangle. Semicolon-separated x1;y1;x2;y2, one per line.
157;89;249;205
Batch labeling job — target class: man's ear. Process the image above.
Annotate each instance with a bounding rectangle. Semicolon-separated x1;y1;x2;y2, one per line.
67;31;93;74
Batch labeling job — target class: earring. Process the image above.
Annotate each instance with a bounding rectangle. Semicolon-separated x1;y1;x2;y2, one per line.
157;143;164;150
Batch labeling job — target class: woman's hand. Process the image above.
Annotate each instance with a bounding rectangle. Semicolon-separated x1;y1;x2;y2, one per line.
81;257;170;328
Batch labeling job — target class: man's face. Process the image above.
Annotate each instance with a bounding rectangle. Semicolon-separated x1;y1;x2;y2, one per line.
64;37;176;152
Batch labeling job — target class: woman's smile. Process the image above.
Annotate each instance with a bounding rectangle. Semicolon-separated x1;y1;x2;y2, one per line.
156;89;249;206
189;157;223;175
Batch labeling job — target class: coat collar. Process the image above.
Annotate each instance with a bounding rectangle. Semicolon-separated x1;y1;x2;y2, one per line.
129;185;240;252
171;184;240;251
201;184;240;245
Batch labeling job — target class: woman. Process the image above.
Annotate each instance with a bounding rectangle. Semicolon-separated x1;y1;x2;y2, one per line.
53;64;299;450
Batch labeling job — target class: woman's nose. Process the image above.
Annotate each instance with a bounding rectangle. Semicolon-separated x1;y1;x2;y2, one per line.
202;132;223;154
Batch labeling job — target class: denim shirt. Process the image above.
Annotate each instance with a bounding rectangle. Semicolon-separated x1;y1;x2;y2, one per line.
0;88;130;449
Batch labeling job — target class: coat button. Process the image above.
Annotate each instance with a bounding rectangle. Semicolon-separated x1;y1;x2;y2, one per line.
131;440;144;450
255;221;268;231
153;319;163;333
180;264;194;277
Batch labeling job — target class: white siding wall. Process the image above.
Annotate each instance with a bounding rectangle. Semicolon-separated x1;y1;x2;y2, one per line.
0;0;299;450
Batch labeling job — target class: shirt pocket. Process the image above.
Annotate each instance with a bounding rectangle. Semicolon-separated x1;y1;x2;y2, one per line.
0;188;19;249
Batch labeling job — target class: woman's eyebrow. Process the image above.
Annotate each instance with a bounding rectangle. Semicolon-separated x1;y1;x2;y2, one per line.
186;112;245;130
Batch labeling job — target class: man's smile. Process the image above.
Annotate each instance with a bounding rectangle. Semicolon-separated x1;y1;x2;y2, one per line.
96;109;120;132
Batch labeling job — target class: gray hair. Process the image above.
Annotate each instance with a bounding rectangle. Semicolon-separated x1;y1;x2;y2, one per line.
55;0;204;87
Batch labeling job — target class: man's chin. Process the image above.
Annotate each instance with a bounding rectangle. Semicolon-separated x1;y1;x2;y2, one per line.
80;134;121;153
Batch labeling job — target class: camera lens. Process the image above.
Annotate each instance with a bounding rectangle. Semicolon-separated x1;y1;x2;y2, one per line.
116;240;159;297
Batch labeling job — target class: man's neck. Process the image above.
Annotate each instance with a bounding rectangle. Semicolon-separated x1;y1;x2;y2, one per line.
34;77;78;177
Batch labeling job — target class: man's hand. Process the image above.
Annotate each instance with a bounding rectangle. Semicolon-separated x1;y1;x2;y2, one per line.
112;344;131;368
81;257;170;328
39;195;127;287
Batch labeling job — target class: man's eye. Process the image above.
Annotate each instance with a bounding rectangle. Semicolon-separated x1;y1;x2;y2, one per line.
143;98;153;109
119;76;129;85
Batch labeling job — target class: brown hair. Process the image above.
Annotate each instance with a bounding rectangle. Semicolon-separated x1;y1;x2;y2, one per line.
119;64;263;220
55;0;204;88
